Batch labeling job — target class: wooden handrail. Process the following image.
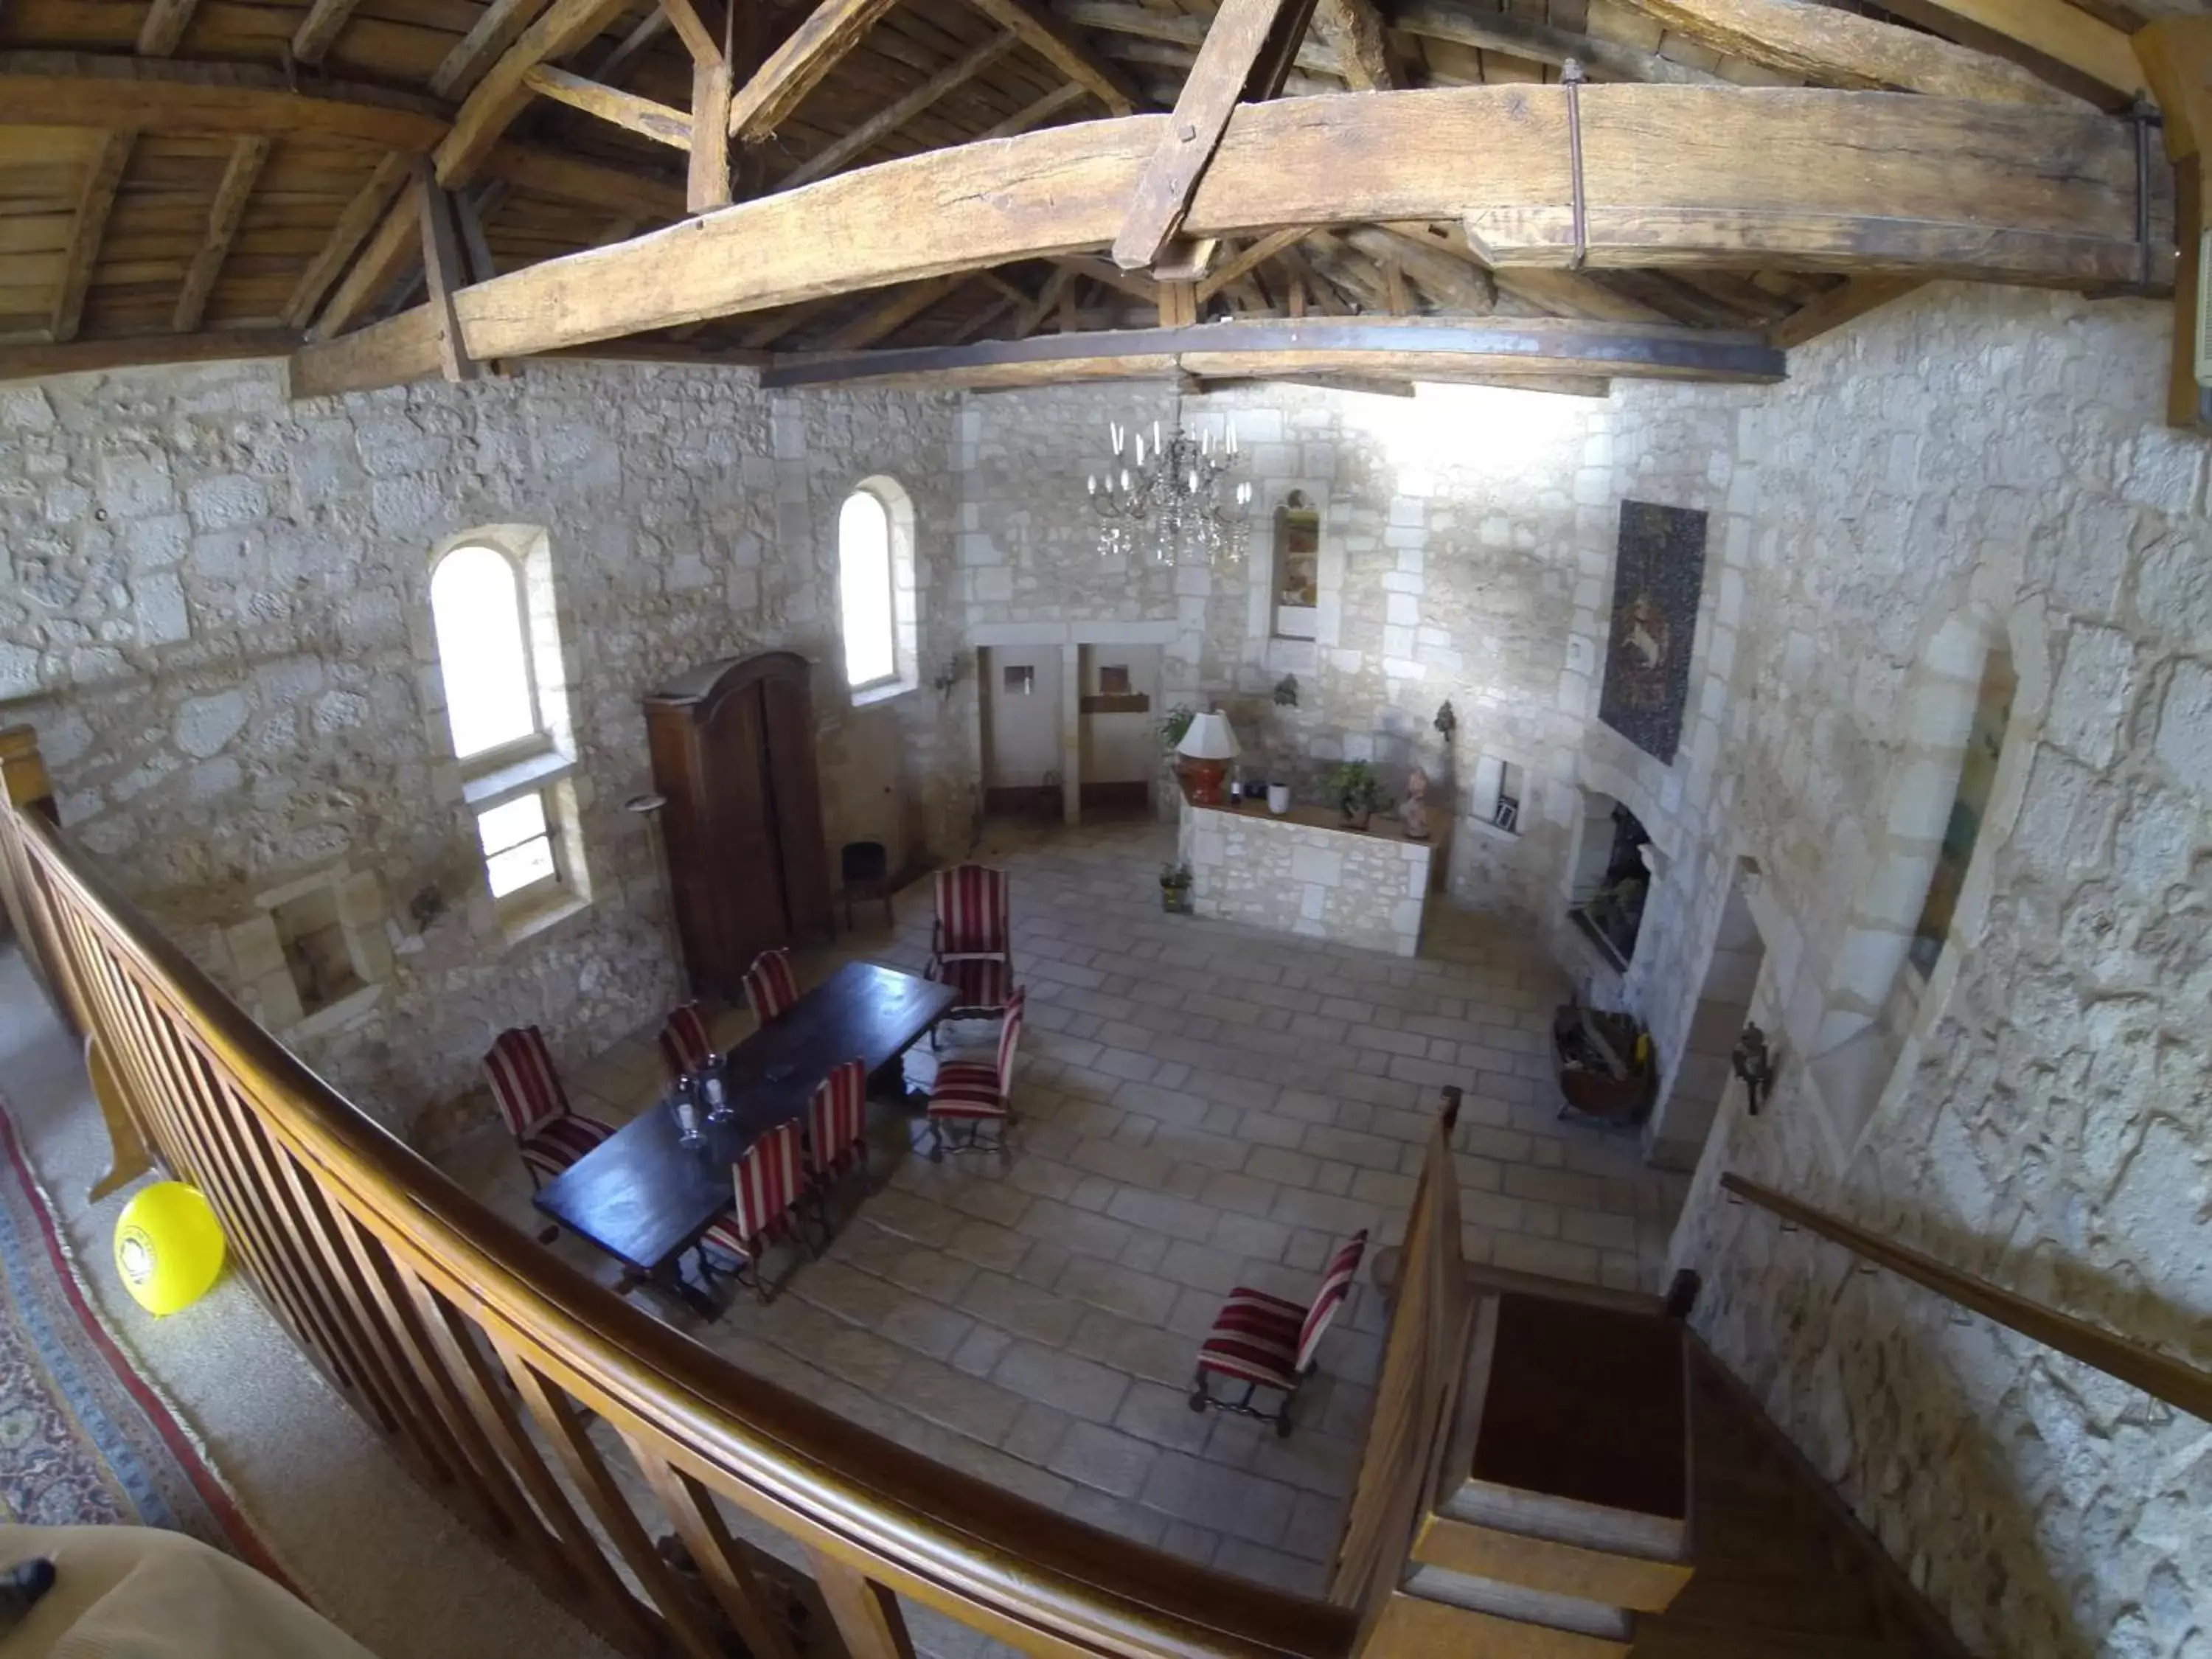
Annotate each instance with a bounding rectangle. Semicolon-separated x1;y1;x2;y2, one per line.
1721;1173;2212;1423
0;730;1357;1659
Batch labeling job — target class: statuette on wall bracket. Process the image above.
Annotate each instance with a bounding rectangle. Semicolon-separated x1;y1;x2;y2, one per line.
1402;767;1432;841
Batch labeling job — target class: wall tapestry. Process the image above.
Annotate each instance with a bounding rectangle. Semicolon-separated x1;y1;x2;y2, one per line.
1599;501;1708;764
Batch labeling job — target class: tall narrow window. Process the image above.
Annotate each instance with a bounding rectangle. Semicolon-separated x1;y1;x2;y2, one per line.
1907;645;2016;974
838;490;897;689
428;532;586;928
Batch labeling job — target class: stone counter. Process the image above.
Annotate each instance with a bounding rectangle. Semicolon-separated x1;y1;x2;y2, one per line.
1176;793;1431;956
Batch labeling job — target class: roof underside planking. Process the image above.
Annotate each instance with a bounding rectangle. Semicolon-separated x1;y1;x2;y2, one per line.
0;0;2186;396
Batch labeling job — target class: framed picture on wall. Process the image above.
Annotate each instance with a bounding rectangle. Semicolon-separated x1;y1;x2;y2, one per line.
1099;664;1132;695
1004;664;1035;695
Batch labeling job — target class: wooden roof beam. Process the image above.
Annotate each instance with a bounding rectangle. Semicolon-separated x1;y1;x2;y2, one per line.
659;0;725;66
524;64;694;148
136;0;201;56
1767;275;1924;348
50;133;133;344
826;274;972;348
1311;0;1398;88
1871;0;2143;107
979;82;1092;138
3;329;294;385
173;135;270;333
1615;0;2081;105
291;0;366;66
780;29;1019;189
1196;227;1309;302
288;86;2168;394
1392;3;1728;84
429;0;551;100
728;0;903;141
443;0;636;183
1;52;452;147
1058;4;1338;77
1113;0;1321;269
758;316;1784;390
961;0;1143;116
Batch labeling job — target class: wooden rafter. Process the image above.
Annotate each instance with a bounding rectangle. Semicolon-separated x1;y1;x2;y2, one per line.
1310;0;1397;88
659;0;724;66
1342;226;1495;313
3;54;453;149
173;136;271;333
961;0;1143;116
760;317;1786;391
1059;4;1338;77
1013;267;1074;337
781;30;1020;189
2;330;295;385
1393;4;1728;85
1113;0;1317;270
827;275;971;348
291;0;365;66
1196;228;1308;302
1873;0;2141;105
50;133;133;344
135;0;201;56
1767;275;1924;348
417;161;481;383
429;0;549;99
443;0;636;183
290;86;2168;394
690;55;735;210
524;65;694;148
728;0;902;141
979;83;1091;139
1617;0;2080;105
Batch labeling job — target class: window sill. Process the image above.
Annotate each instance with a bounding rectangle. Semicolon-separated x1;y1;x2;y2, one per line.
501;890;591;947
463;746;574;810
1468;815;1521;844
851;678;917;710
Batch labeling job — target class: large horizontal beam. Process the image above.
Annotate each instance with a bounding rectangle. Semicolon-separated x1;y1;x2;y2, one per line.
1;329;297;385
757;317;1787;390
288;86;2168;397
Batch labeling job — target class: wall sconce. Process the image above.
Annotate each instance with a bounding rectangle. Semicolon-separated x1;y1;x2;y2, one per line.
931;653;967;700
1731;1021;1774;1115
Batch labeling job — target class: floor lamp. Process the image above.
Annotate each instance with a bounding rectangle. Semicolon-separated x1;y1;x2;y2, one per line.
625;793;688;1002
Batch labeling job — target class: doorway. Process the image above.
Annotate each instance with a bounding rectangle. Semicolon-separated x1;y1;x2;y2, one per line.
1646;860;1766;1171
979;645;1063;818
1077;644;1158;815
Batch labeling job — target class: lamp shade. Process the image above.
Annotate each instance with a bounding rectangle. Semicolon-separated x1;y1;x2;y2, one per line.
1177;712;1242;761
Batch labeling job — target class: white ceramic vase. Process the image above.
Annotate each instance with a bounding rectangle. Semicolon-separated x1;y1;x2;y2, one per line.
1267;783;1292;815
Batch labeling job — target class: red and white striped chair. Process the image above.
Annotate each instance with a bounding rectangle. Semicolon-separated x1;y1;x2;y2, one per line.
1189;1230;1368;1438
484;1026;614;1204
926;864;1014;1035
805;1058;872;1214
924;990;1023;1162
697;1119;811;1303
657;1002;714;1082
743;949;799;1026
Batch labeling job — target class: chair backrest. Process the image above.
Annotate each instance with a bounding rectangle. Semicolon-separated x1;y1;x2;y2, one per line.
805;1058;869;1177
744;950;799;1024
731;1119;804;1244
934;864;1009;958
995;990;1026;1095
1294;1230;1368;1374
658;1003;714;1081
484;1026;569;1141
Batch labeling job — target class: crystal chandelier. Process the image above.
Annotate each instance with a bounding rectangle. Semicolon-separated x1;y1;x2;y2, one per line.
1086;418;1252;568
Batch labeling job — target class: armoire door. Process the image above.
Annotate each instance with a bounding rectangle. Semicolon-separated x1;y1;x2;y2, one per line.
758;669;832;943
699;675;785;978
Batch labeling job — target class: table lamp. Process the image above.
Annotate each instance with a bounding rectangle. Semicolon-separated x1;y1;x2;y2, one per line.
1177;712;1241;805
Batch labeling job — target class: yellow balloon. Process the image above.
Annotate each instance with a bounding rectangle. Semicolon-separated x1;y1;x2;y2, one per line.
114;1182;226;1316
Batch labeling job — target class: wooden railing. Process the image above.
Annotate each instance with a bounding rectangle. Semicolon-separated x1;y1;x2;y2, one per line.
1722;1173;2212;1424
0;723;1359;1659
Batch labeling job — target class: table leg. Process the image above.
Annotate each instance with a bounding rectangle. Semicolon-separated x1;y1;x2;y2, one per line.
649;1256;721;1321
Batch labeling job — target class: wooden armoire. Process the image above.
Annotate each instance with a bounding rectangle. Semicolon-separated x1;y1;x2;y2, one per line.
644;652;832;1001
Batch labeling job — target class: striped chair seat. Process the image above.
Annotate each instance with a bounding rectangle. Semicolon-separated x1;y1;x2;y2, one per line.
1198;1288;1307;1389
927;1060;1006;1119
698;1119;809;1301
518;1112;615;1182
744;950;799;1026
806;1058;870;1181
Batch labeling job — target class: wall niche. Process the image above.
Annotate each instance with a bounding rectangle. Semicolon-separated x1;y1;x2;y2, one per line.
225;863;394;1037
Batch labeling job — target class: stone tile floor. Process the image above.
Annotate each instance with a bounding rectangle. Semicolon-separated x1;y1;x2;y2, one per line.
441;815;1690;1597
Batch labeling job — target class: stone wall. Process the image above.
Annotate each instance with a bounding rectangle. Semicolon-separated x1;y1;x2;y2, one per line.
1632;285;2212;1659
950;380;1728;925
0;359;966;1135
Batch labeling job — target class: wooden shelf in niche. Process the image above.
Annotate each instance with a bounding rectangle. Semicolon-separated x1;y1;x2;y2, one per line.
1079;693;1151;714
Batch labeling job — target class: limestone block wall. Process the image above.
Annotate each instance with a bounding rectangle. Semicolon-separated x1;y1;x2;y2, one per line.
950;380;1722;924
1176;796;1430;956
0;359;965;1135
1636;285;2212;1659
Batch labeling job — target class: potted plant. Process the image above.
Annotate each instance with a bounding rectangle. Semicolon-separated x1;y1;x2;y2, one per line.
1325;761;1391;831
1267;677;1298;815
1158;860;1194;914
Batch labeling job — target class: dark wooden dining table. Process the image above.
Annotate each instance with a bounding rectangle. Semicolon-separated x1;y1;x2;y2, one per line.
532;960;957;1313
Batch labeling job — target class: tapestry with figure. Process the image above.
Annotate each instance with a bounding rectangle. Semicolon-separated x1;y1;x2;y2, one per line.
1599;501;1708;763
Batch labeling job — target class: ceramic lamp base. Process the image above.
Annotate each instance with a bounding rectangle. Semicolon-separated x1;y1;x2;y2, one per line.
1182;758;1230;804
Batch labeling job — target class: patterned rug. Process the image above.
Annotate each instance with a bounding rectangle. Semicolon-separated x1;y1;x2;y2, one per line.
0;1101;285;1582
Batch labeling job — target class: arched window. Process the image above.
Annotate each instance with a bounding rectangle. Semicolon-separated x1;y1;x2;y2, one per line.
838;490;897;689
430;544;538;760
428;530;587;925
